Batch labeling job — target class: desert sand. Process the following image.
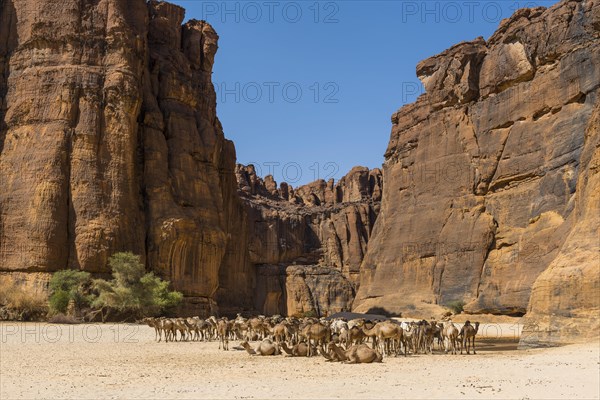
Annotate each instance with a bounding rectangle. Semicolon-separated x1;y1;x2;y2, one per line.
1;322;598;400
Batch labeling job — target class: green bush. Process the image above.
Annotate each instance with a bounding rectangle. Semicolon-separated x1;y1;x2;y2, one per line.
48;290;71;314
48;270;92;315
92;252;183;318
445;300;465;314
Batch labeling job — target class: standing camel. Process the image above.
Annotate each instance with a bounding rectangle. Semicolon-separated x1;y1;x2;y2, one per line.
443;321;460;355
459;321;480;354
301;322;330;357
217;319;231;350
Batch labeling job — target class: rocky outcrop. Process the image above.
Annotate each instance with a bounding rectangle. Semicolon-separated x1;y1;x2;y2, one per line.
354;0;600;341
254;265;355;317
0;0;253;316
238;165;382;316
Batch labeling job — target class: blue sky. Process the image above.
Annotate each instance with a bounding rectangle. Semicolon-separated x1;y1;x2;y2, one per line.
172;0;559;185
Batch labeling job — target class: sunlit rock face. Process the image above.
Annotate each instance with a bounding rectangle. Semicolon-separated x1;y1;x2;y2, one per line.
353;0;600;345
0;0;253;316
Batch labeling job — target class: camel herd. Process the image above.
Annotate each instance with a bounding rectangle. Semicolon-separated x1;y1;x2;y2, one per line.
141;315;480;364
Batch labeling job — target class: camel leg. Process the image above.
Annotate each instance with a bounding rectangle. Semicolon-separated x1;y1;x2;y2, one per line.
472;338;476;354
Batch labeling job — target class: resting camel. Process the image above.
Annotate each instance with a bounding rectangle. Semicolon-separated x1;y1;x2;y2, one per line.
459;321;480;355
280;341;314;357
240;339;281;356
442;321;460;355
324;342;383;364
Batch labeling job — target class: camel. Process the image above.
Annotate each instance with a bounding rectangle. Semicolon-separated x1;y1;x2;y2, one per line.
185;317;201;341
206;316;218;340
402;323;415;354
171;318;188;341
330;319;349;337
460;321;480;355
361;321;404;356
217;319;231;350
301;322;331;356
160;318;176;342
195;318;213;341
240;339;281;356
142;317;162;342
412;320;435;354
325;342;383;364
271;322;292;344
279;341;314;357
432;321;444;350
248;317;268;341
343;325;366;349
443;321;460;354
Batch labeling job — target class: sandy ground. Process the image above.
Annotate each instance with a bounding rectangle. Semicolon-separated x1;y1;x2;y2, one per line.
1;322;598;400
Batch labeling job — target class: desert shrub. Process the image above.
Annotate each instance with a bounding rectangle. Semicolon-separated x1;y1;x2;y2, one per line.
48;290;71;314
92;252;183;318
48;270;92;315
48;313;80;324
445;300;465;314
0;278;48;321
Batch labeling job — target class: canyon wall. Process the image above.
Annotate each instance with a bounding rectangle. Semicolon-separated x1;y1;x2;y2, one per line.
237;165;382;316
354;0;599;344
1;0;597;335
0;0;253;315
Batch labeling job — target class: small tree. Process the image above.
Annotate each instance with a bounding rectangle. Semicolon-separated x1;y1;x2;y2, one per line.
445;300;465;314
92;252;183;319
48;270;92;315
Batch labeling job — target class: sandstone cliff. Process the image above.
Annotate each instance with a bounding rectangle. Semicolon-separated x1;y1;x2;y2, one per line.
0;0;253;315
1;0;597;335
237;165;382;316
354;0;600;343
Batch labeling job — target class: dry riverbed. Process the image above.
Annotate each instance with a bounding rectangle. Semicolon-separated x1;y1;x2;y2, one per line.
1;322;598;399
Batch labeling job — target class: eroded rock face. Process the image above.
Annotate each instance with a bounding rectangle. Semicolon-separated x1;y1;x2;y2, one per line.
254;265;355;317
354;0;600;341
520;89;600;347
0;0;253;316
238;165;382;316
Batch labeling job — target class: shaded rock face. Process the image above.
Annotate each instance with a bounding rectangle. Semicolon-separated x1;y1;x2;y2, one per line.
254;265;355;317
0;0;253;316
237;165;382;316
354;0;600;341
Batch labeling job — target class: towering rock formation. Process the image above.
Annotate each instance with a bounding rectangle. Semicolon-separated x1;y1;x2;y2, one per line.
354;0;599;344
1;0;597;340
0;0;253;315
237;165;382;316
